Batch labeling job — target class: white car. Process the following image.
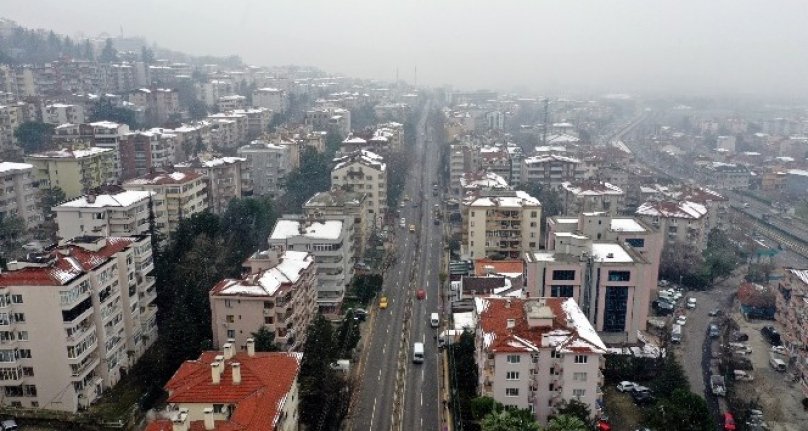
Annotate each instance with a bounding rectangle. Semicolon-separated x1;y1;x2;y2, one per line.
616;381;637;392
676;315;687;326
686;298;697;309
771;345;787;355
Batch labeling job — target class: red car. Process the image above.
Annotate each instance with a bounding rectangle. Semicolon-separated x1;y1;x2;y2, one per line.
723;412;736;431
416;288;426;300
595;420;611;431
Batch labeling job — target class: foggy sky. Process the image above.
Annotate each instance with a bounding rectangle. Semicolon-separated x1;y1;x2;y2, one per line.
6;0;808;96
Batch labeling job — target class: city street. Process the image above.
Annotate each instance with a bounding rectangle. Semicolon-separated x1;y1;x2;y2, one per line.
348;101;443;431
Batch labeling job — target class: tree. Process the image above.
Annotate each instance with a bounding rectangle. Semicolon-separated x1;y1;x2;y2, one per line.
0;215;25;251
650;351;689;399
299;315;344;430
481;409;540;431
278;147;331;211
40;187;66;218
646;389;715;431
703;228;738;282
89;99;138;129
553;399;593;426
99;38;118;62
546;414;589;431
14;122;54;154
251;327;280;352
469;396;500;421
141;46;155;64
451;330;478;398
335;310;361;357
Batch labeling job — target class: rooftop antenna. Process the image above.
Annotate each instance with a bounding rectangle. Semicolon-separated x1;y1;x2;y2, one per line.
542;98;550;146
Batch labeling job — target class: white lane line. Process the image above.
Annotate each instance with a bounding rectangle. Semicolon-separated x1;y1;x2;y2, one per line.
370;397;377;430
420;392;423;406
378;369;382;381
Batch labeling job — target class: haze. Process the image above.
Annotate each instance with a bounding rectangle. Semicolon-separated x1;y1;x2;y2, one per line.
6;0;808;96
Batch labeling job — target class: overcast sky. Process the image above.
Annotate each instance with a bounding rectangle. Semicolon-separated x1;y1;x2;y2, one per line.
6;0;808;96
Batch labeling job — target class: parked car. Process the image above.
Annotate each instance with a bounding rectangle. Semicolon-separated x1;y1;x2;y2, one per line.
633;385;651;394
733;370;754;381
631;391;656;405
0;419;18;431
723;412;737;431
379;296;388;309
731;331;749;342
761;326;782;346
616;381;637;392
709;324;720;338
709;308;723;317
676;315;687;326
686;297;697;309
770;345;787;355
353;308;368;321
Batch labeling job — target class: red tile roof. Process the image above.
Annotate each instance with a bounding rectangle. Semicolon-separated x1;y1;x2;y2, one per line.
474;259;524;276
477;297;606;354
0;237;133;286
150;351;301;431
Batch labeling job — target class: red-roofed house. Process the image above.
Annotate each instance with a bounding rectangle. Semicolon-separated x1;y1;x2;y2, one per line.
475;297;606;424
0;235;157;412
145;343;301;431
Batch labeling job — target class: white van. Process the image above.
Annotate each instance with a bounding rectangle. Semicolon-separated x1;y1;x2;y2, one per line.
399;217;406;227
430;313;440;328
412;342;424;364
769;356;786;372
671;324;683;343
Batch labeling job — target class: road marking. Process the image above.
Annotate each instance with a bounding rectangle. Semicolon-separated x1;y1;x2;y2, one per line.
370;397;377;429
420;392;423;406
378;369;382;381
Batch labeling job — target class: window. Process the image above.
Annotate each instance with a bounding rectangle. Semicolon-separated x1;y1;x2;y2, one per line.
31;401;38;407
506;355;521;364
552;270;575;281
12;313;24;323
530;222;537;227
17;331;28;341
213;404;224;413
10;295;22;304
226;315;234;323
572;388;586;398
551;350;562;359
506;371;519;380
529;242;536;248
22;367;33;377
551;285;574;298
574;355;588;364
227;329;235;339
264;301;274;309
531;211;538;218
224;300;232;308
626;238;645;248
505;388;519;397
573;372;588;381
608;271;631;282
264;316;274;324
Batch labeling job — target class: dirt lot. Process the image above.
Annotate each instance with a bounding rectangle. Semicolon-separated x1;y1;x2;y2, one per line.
728;310;808;430
603;386;646;430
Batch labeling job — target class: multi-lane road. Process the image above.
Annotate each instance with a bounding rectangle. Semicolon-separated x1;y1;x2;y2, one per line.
349;101;444;431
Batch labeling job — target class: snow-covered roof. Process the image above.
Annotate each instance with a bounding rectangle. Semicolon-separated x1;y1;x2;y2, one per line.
213;251;313;297
57;190;153;209
466;190;540;208
561;181;623;196
610;218;646;233
333;149;386;172
453;312;475;331
636;200;707;219
270;219;345;241
787;169;808;177
591;243;634;263
523;154;581;165
460;171;510;191
0;162;33;174
28;147;112;159
788;269;808;285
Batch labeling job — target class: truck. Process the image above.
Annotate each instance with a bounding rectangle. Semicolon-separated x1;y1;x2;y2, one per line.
710;374;726;396
671;324;682;343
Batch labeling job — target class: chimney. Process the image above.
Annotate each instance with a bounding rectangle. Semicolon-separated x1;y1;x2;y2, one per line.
223;342;234;360
172;408;189;431
203;407;215;430
246;338;255;357
211;362;221;384
86;193;96;204
505;299;511;308
232;362;241;384
506;319;516;329
606;253;614;259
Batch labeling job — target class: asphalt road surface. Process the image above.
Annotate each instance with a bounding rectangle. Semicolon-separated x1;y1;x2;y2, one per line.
349;100;443;431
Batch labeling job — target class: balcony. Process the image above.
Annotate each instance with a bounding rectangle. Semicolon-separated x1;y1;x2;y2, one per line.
139;288;157;306
70;354;100;379
140;304;158;321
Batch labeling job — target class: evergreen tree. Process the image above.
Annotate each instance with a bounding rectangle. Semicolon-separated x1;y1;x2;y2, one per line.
99;38;118;62
251;327;280;352
14;122;54;154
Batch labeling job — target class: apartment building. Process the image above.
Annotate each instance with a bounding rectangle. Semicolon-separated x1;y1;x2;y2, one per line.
210;250;317;351
635;200;709;248
521;154;586;189
41;103;85;125
775;269;808;398
463;190;542;259
331;150;387;228
479;145;513;184
268;216;355;317
237;139;294;198
119;129;177;180
559;181;624;216
253;87;287;112
525;213;661;342
703;162;750;190
449;142;481;198
475;297;606;424
123;171;207;236
231;108;273;140
0;103;23;151
0;235;157;412
208;112;248;148
303;190;370;257
665;186;729;231
176;156;251;214
216;95;247;112
53;187;161;239
459;171;511;197
375;122;404;152
128;88;180;125
25;147;116;199
305;107;351;137
0;162;42;229
145;347;301;431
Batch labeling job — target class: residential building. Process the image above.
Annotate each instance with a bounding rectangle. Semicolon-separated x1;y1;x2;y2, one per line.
774;269;808;398
449;143;481;198
237;139;294;198
0;162;42;229
232;108;273;140
119;129;176;180
53;187;161;239
331;150;387;228
0;103;23;151
41;103;85;125
521;154;586;189
525;213;661;342
216;95;247;112
303;190;370;256
208;112;248;149
268;216;355;317
559;181;624;216
459;171;511;197
145;348;301;431
123;171;208;237
635;200;709;248
128;88;180;125
702;162;750;190
475;297;606;424
88;121;131;180
786;169;808;198
25;147;116;199
253;87;287;112
305;107;351;137
463;190;542;259
210;250;317;351
176;155;251;214
0;235;157;412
